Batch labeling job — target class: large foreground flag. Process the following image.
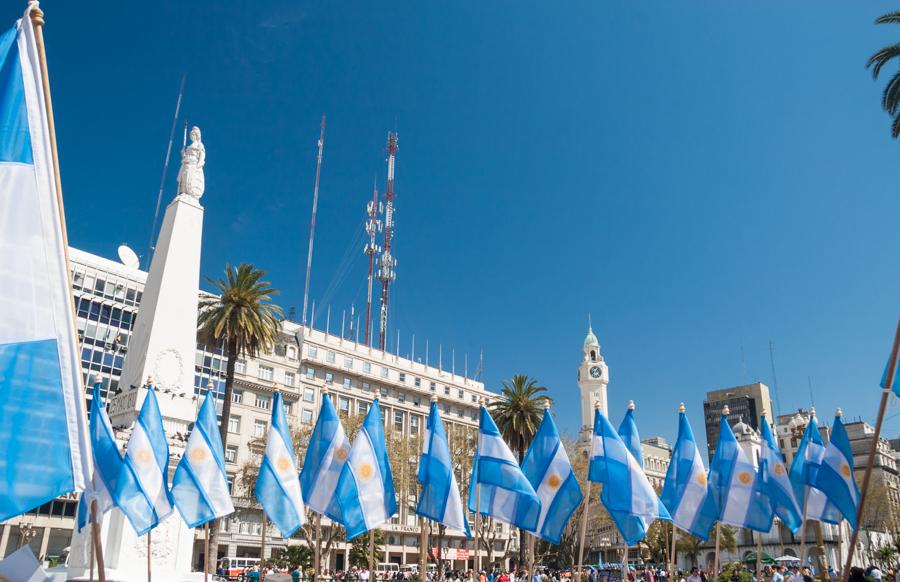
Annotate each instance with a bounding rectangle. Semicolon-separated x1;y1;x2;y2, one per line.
758;415;802;533
300;394;350;521
608;403;653;545
468;406;541;532
705;409;772;532
788;412;842;525
76;382;121;531
660;405;715;540
0;7;91;521
335;399;398;539
172;391;234;528
814;410;859;529
115;387;174;535
589;406;671;545
417;399;471;536
521;405;582;544
256;390;305;537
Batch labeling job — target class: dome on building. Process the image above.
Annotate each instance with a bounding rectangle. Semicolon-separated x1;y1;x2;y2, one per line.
584;326;599;349
733;418;754;435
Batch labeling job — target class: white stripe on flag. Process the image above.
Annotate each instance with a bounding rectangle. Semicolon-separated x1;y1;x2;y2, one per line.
265;428;303;515
721;460;754;527
822;447;857;504
479;433;518;463
307;432;348;513
672;450;707;528
442;472;467;534
351;430;387;530
127;424;171;520
185;433;233;517
535;444;571;531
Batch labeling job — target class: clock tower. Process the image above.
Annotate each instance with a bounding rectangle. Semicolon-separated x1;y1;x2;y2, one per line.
578;322;609;443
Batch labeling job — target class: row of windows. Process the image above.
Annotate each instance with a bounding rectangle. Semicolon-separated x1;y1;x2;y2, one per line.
72;268;143;306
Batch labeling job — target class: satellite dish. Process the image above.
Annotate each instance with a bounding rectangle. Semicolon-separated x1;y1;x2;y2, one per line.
117;244;140;269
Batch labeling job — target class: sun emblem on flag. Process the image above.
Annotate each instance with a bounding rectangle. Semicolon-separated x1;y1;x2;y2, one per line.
547;474;562;490
840;463;851;478
136;449;153;464
695;472;707;486
277;456;292;472
738;471;752;485
774;463;786;476
189;447;208;463
359;462;375;480
335;446;349;462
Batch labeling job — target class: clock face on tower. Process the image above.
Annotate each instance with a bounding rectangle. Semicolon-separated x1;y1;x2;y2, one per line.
589;365;602;379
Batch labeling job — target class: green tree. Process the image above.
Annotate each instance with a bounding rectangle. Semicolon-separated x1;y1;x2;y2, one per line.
350;531;385;568
675;535;703;568
489;374;551;568
197;262;283;573
277;545;313;571
877;544;898;569
867;11;900;137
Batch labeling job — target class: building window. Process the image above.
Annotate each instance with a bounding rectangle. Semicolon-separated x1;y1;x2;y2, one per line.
397;391;406;403
254;420;267;438
413;396;421;407
306;367;315;380
339;397;350;416
344;357;353;369
363;362;372;373
301;409;313;424
430;382;436;392
458;389;464;399
399;372;406;383
235;360;246;374
380;387;389;398
358;401;369;416
225;446;238;464
287;346;297;360
414;377;421;387
303;388;315;403
256;394;271;410
308;346;318;359
228;415;241;433
410;415;420;435
232;390;244;404
394;411;404;431
471;394;477;403
444;386;450;396
380;367;389;379
325;372;333;383
258;365;274;381
362;382;371;392
343;377;351;389
284;371;295;386
326;351;335;364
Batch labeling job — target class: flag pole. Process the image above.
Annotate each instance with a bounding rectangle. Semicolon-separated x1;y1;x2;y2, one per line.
621;541;628;580
260;517;268;582
576;482;591;582
204;522;210;582
799;491;810;572
89;523;94;582
527;534;535;582
147;531;152;582
315;514;322;582
713;523;721;576
475;397;483;576
368;529;375;582
90;500;107;582
670;523;677;580
418;516;427;582
755;531;762;582
842;315;900;582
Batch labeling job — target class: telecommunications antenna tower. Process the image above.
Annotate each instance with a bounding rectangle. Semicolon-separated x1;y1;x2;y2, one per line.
363;179;382;347
376;132;398;351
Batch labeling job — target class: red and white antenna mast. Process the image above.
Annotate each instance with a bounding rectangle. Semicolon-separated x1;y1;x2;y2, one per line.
376;132;398;351
363;179;382;347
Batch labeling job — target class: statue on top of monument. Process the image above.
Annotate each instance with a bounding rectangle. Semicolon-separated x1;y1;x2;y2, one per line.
176;126;205;199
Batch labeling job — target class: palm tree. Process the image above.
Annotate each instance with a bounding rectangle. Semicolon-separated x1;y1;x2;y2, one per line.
196;262;282;573
867;11;900;137
489;374;552;570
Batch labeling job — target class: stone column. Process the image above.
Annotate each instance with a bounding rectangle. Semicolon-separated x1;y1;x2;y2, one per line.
0;524;10;557
38;526;50;562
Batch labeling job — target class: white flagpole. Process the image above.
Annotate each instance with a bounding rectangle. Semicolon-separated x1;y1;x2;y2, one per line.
576;483;591;582
147;531;152;582
670;523;677;579
713;523;721;577
369;530;375;581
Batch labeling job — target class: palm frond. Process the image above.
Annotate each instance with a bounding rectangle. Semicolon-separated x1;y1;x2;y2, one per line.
867;43;900;79
876;11;900;25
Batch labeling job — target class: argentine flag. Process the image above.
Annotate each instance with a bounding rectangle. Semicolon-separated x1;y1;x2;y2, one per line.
879;340;900;397
468;406;541;532
115;387;174;535
589;407;670;545
814;411;859;529
660;406;715;540
334;399;397;539
76;383;122;532
788;412;842;525
705;411;772;532
256;390;305;537
300;394;350;521
607;403;654;544
0;8;91;522
416;400;471;536
758;415;802;533
172;391;234;528
520;406;582;544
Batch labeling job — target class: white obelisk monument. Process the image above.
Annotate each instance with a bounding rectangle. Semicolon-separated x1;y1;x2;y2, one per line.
68;127;208;581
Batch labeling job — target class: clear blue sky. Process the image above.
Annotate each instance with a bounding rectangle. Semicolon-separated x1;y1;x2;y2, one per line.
37;1;900;449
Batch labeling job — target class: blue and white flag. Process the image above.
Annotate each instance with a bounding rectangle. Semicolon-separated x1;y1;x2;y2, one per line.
521;407;582;544
417;400;471;536
256;391;305;537
589;407;670;545
660;407;715;540
468;406;541;532
618;404;643;469
172;391;234;528
705;413;772;532
300;394;350;521
76;383;122;532
115;387;174;535
788;413;842;525
879;342;900;397
814;412;859;529
335;399;397;539
758;416;802;533
0;8;91;522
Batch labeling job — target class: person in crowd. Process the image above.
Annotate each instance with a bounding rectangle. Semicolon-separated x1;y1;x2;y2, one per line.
848;568;866;582
871;566;885;582
687;567;702;582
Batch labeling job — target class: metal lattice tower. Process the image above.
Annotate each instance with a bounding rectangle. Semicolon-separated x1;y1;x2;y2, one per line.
376;132;398;351
363;179;382;347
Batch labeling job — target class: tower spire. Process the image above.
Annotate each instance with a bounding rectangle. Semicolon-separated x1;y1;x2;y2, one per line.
377;132;398;351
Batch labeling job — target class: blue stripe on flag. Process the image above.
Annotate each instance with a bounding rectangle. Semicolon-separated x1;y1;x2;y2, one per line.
0;23;31;164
